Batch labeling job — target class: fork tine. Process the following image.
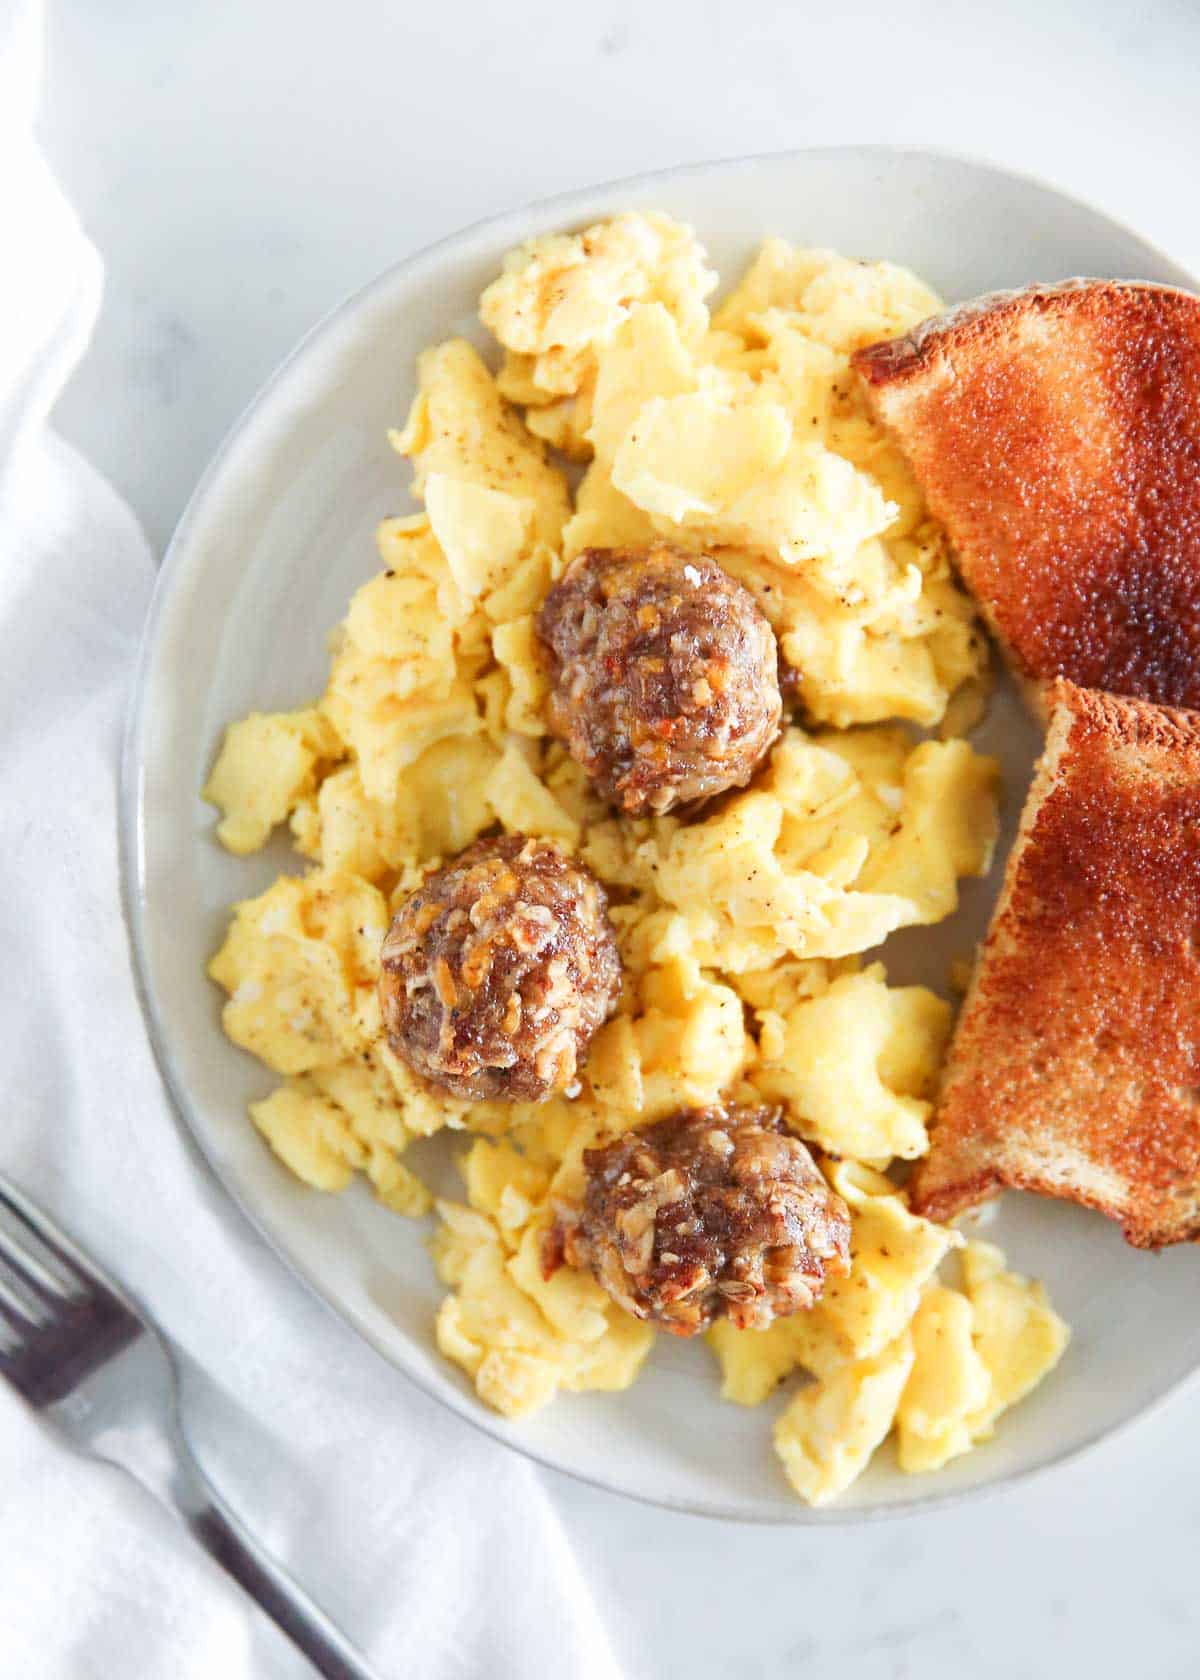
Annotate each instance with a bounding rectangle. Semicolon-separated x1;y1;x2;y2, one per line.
0;1252;52;1327
0;1176;142;1406
0;1201;84;1300
0;1175;96;1300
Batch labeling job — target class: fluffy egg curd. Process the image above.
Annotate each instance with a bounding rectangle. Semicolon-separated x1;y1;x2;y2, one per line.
204;212;1067;1506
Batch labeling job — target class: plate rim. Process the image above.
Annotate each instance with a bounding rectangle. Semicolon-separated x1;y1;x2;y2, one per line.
119;142;1200;1525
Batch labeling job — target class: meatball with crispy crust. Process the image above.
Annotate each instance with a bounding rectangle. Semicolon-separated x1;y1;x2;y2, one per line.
536;544;783;816
549;1104;851;1335
379;834;621;1102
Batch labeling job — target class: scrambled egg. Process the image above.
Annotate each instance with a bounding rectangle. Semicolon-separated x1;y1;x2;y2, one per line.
583;729;998;971
203;212;1067;1504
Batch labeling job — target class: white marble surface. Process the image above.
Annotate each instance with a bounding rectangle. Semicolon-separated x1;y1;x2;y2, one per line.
39;1;1200;1675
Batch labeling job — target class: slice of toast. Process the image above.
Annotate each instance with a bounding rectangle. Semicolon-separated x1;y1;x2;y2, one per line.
911;679;1200;1247
853;280;1200;713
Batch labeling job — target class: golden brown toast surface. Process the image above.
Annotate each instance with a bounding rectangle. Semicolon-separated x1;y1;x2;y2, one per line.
911;680;1200;1247
853;281;1200;711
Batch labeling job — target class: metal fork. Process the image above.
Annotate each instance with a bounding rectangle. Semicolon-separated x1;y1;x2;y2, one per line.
0;1172;378;1679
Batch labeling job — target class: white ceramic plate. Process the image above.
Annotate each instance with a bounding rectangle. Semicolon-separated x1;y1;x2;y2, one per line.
122;148;1200;1523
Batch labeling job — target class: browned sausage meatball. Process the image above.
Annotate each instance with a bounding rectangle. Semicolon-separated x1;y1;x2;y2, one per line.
536;544;783;817
549;1104;851;1335
379;834;621;1102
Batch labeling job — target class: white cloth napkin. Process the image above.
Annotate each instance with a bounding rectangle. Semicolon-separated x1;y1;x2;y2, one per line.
0;7;623;1676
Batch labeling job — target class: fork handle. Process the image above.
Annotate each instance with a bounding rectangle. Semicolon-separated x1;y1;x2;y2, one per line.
173;1454;378;1680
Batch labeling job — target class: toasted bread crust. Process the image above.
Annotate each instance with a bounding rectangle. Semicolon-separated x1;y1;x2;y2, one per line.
912;680;1200;1247
853;281;1200;711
